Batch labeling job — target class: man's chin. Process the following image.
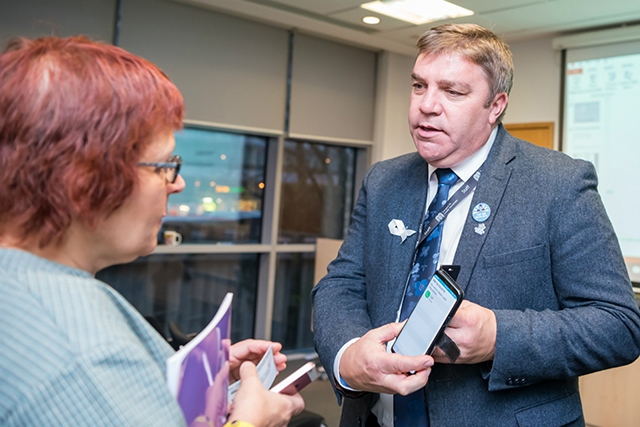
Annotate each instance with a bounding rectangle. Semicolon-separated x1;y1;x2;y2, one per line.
416;147;448;166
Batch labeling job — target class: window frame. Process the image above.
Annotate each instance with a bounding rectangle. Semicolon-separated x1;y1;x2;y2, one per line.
152;120;371;351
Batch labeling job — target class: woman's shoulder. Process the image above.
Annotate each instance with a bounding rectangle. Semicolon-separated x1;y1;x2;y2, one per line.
2;260;171;368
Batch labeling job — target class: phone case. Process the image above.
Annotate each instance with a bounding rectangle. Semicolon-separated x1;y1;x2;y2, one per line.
392;268;464;358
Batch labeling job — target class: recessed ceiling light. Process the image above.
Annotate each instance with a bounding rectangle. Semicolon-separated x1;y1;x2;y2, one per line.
361;0;474;25
362;16;381;25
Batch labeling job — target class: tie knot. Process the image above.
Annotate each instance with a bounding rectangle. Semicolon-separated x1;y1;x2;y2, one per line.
435;168;458;186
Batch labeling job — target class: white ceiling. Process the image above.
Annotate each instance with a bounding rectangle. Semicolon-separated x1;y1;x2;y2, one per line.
176;0;640;55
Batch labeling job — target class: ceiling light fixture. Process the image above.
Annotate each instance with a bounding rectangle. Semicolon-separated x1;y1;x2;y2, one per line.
362;16;381;25
361;0;474;25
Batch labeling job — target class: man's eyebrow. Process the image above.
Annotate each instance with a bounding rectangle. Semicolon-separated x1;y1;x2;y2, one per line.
439;79;472;91
411;75;472;93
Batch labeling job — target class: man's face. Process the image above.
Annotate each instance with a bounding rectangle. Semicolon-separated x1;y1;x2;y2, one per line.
408;52;507;168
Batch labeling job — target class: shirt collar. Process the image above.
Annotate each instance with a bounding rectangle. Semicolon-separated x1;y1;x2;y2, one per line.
428;126;498;183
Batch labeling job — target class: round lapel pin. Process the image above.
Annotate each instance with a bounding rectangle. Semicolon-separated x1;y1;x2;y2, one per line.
472;203;491;222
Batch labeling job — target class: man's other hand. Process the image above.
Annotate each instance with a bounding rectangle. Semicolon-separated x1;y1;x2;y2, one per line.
340;322;434;395
432;300;497;364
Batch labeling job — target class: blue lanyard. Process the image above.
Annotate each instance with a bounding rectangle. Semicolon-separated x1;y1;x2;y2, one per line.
416;168;482;247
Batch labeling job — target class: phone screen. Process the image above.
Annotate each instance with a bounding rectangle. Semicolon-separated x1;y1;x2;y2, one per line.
393;272;461;357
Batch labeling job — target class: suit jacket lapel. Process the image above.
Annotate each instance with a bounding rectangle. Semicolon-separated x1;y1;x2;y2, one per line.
383;155;429;323
454;125;516;290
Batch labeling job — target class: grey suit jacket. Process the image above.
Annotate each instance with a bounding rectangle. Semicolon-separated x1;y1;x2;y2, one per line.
312;125;640;427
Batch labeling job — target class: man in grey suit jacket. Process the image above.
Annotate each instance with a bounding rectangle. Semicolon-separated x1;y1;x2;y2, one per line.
312;23;640;427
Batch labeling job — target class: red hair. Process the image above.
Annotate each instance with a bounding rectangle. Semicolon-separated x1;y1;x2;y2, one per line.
0;36;184;247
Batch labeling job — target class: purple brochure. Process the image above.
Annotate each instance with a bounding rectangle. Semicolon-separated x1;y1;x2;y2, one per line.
167;293;233;427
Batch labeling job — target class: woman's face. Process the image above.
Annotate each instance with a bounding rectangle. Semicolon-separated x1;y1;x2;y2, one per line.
90;130;185;268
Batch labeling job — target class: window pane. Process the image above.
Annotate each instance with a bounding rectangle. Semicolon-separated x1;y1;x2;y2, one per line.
163;127;268;244
96;253;258;342
279;140;357;243
271;252;315;352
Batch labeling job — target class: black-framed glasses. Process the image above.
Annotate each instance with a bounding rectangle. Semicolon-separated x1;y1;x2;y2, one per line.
137;155;182;184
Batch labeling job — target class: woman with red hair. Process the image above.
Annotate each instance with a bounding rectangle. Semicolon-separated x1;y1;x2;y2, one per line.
0;36;303;427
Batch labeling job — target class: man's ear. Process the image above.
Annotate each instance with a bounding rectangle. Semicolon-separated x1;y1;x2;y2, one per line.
488;92;508;125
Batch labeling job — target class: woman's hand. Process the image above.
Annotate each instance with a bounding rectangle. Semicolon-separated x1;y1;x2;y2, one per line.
229;362;305;427
229;340;287;382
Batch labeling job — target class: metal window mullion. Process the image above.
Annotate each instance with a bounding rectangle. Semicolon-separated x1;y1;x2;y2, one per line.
254;134;286;339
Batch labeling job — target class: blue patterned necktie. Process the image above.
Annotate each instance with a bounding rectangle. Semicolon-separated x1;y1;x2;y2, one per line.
394;168;458;426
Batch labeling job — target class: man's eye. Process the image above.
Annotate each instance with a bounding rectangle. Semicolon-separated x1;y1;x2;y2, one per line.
412;83;425;90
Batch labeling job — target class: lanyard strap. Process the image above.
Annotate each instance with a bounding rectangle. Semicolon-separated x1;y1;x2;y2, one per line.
416;168;482;247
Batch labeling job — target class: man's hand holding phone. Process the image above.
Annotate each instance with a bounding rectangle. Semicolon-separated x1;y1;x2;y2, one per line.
432;300;497;364
390;269;497;365
339;323;434;396
392;269;464;359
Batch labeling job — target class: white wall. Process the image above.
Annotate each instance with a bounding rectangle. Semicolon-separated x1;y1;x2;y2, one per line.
119;0;290;132
0;0;115;46
504;36;563;149
372;51;417;163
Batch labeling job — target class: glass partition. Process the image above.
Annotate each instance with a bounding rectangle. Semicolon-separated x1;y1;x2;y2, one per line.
97;253;259;342
279;140;357;244
271;252;316;351
162;127;268;244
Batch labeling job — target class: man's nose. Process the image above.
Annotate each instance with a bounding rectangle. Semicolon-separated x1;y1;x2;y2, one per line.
419;90;443;115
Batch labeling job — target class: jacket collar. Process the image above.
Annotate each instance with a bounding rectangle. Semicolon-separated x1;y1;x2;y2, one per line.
452;124;517;289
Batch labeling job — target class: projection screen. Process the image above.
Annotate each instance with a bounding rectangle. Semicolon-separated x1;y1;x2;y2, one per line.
559;28;640;284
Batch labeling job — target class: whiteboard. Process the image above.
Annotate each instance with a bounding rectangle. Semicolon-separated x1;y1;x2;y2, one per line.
563;39;640;282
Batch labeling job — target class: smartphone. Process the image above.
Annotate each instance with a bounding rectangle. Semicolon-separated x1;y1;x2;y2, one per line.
440;264;460;281
270;362;318;395
392;269;464;357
